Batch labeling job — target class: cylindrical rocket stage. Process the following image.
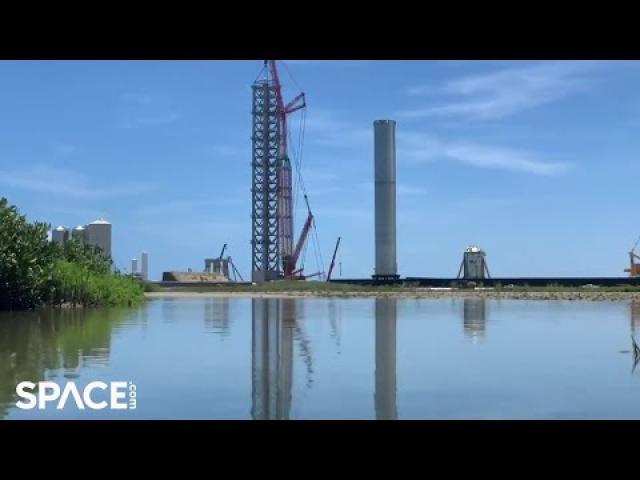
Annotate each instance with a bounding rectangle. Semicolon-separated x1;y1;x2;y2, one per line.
374;120;398;279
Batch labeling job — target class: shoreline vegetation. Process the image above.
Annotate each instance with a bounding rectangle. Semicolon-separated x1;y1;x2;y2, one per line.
4;192;638;309
0;198;144;311
145;281;640;302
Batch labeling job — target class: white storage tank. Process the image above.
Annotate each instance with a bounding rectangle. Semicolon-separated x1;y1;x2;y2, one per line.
72;225;87;245
87;219;112;258
141;252;149;281
52;226;69;244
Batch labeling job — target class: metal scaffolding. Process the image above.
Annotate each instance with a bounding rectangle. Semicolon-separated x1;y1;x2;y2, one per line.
251;80;281;282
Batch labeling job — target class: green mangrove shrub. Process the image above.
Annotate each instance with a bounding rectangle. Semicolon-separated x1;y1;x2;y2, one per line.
0;197;143;310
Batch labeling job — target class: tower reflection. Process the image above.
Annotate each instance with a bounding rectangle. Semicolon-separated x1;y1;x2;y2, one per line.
375;297;397;420
630;302;640;372
204;298;231;337
631;302;640;336
463;298;487;342
251;298;296;420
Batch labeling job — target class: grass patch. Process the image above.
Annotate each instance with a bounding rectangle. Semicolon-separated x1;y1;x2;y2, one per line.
48;260;145;307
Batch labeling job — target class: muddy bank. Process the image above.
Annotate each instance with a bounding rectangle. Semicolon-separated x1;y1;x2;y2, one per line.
145;290;640;302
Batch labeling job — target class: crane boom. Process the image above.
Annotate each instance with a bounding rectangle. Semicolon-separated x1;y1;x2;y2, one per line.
284;195;314;279
285;212;313;278
267;60;307;271
326;237;341;282
268;60;306;158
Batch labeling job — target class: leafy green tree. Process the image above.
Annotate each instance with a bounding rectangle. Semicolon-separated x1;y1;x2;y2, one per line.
56;237;112;275
0;197;142;310
0;197;56;310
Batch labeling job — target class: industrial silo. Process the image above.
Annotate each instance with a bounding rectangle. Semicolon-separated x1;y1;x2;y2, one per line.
51;226;69;244
141;252;149;281
72;225;87;245
87;219;112;258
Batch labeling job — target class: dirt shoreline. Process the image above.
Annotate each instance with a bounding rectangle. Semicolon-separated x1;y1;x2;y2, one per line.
145;290;640;302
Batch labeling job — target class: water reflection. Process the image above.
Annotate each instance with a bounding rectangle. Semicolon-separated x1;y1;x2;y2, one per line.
328;299;341;354
463;298;487;342
631;303;640;372
631;302;640;336
0;308;136;419
375;297;397;420
1;297;639;419
251;299;294;420
204;298;230;337
250;298;317;419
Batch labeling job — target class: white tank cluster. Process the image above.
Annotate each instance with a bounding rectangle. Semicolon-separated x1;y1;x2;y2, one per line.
50;219;112;258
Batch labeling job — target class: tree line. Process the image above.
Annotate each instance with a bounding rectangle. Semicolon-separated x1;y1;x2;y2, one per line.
0;197;144;311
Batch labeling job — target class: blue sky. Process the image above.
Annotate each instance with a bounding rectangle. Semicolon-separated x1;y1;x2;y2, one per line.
1;60;639;280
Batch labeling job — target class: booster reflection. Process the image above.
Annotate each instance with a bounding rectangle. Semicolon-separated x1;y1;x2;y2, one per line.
375;297;397;420
251;298;302;420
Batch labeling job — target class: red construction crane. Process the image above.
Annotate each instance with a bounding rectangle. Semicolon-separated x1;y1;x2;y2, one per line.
284;195;314;280
266;60;319;281
267;60;306;159
326;237;341;282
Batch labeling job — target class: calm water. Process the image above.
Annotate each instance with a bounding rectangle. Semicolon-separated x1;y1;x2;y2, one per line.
1;297;640;419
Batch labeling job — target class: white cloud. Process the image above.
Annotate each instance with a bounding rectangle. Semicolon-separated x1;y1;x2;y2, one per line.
303;110;569;176
442;143;569;175
399;132;570;176
401;61;598;120
0;165;156;199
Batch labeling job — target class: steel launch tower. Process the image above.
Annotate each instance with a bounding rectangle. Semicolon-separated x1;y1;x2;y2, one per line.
251;61;308;283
